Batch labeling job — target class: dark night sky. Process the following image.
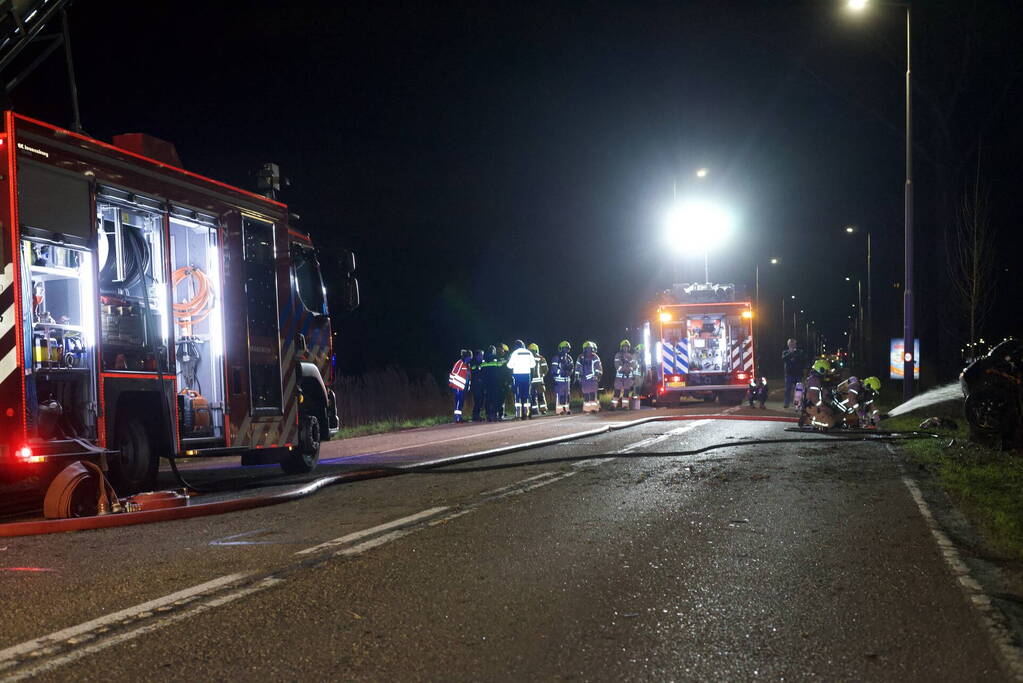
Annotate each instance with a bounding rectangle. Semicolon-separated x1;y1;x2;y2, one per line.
14;1;1023;382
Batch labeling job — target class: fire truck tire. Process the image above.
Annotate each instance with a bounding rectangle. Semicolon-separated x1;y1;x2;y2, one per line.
281;414;321;474
108;416;158;494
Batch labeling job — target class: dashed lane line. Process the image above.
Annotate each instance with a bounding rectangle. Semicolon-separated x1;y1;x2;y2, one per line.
294;506;451;556
0;573;250;671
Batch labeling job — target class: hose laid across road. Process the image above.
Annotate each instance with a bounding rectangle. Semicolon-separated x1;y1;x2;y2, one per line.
0;414;938;537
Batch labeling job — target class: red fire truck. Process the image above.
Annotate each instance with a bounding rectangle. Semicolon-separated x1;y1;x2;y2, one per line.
642;283;754;404
0;112;358;492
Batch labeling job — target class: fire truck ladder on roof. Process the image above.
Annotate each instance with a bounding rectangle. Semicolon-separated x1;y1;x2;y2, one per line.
0;0;80;131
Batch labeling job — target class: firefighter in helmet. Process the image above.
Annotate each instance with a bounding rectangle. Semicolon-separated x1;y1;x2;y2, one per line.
506;339;537;420
859;376;882;427
611;339;637;410
799;358;834;428
550;341;575;414
576;340;603;412
528;342;548;415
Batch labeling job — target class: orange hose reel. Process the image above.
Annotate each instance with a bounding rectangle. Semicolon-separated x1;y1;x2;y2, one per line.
172;266;214;335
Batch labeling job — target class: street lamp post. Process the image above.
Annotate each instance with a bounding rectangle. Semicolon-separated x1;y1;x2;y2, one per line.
846;0;914;398
844;225;872;369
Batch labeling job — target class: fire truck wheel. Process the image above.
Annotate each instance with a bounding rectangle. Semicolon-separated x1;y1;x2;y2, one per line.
281;414;321;474
108;416;157;494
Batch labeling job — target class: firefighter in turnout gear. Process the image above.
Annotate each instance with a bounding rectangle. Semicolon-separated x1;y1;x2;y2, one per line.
859;376;882;428
611;340;637;410
576;340;603;413
528;343;548;415
550;341;575;415
448;349;472;422
799;358;836;429
470;349;486;422
507;340;537;420
633;343;647;397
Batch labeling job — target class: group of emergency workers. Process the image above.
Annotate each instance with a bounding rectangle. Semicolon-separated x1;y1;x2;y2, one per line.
793;352;882;430
447;339;648;422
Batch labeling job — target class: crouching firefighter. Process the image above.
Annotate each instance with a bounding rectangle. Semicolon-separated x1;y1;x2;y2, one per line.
747;377;768;409
507;340;537;419
448;349;472;423
550;341;575;414
528;343;548;415
611;339;637;410
576;340;603;412
859;376;882;428
799;358;835;428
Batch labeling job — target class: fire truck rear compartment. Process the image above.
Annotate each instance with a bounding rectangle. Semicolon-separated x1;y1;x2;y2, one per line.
170;216;226;442
21;239;98;442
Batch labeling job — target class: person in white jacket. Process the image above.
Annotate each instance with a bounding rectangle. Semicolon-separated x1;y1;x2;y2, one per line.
506;339;537;420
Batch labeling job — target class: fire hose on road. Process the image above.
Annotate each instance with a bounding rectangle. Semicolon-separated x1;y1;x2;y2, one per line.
0;414;940;537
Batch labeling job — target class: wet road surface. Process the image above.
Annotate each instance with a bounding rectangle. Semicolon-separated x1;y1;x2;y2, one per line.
0;411;1012;681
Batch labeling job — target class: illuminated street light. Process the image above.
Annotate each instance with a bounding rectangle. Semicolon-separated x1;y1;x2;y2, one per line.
664;201;734;282
695;167;709;178
770;257;780;265
845;225;856;233
845;276;851;281
842;0;915;399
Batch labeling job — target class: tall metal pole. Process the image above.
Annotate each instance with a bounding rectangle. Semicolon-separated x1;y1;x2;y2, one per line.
902;4;915;398
704;251;710;283
61;9;83;134
866;231;872;370
857;279;864;367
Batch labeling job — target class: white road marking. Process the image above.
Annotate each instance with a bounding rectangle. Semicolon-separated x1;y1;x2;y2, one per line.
901;475;1023;679
572;420;711;468
480;472;559;496
294;506;450;556
2;578;283;682
342;420;552;458
0;573;249;669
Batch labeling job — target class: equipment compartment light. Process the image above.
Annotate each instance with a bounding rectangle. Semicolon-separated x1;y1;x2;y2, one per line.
741;310;753;319
659;312;672;322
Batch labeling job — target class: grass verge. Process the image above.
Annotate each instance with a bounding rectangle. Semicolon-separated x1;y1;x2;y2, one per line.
883;400;1023;560
336;415;449;439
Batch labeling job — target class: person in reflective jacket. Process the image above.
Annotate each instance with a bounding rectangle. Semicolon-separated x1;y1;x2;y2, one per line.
575;340;603;413
448;349;472;422
528;343;548;415
611;339;637;410
859;376;882;427
633;343;647;397
550;341;575;415
507;340;537;420
470;349;487;422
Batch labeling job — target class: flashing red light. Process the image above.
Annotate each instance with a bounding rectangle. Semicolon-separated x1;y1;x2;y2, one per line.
737;372;749;381
672;375;682;382
15;445;44;463
658;386;666;394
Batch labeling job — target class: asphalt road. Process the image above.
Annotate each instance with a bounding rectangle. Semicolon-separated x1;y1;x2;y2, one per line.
0;410;1012;681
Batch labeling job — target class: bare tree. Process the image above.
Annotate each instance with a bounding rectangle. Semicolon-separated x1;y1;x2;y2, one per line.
946;143;996;347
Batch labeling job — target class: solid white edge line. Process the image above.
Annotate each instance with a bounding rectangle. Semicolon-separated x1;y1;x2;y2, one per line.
3;578;283;682
901;474;1023;679
295;506;450;556
0;572;249;666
